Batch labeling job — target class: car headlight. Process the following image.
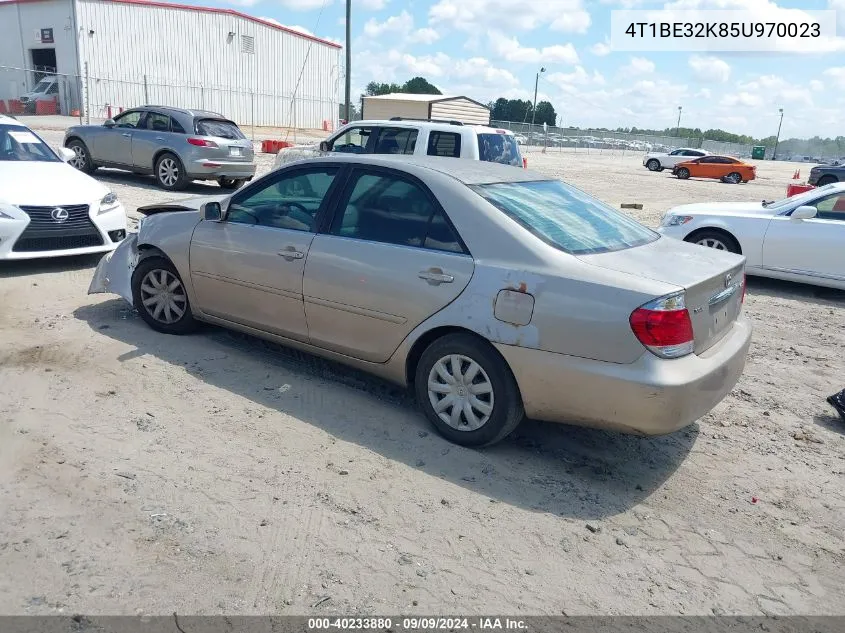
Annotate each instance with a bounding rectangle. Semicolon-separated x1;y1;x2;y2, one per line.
98;192;119;214
661;214;693;227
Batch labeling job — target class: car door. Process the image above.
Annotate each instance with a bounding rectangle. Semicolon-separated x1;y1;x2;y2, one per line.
189;165;343;341
369;127;418;155
326;125;377;154
693;156;719;178
130;110;175;170
762;190;845;281
95;109;144;166
302;167;475;363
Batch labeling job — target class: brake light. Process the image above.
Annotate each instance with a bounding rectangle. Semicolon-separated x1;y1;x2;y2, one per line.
630;292;694;359
187;137;218;148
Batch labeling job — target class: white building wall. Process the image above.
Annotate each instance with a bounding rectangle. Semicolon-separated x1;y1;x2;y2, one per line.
361;97;428;121
75;0;341;128
430;99;490;126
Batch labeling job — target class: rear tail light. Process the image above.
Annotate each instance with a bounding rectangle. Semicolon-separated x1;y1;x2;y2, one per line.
187;137;218;148
630;292;694;359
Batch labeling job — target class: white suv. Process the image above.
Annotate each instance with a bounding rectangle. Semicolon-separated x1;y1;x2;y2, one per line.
273;118;524;170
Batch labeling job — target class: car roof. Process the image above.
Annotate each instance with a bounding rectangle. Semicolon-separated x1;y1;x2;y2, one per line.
140;105;229;119
346;119;514;135
294;154;545;185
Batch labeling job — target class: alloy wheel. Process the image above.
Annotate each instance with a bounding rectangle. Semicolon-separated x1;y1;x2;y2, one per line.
69;146;86;170
427;354;495;431
696;237;728;250
158;158;179;187
139;269;187;324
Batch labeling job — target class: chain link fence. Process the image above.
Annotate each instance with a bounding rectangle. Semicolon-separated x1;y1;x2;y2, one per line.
0;65;338;133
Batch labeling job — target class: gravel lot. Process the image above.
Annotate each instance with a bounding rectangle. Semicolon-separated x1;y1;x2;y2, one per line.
1;128;843;616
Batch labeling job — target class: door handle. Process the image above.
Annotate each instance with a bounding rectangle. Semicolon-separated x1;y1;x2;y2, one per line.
418;268;454;285
278;247;305;261
121;133;131;137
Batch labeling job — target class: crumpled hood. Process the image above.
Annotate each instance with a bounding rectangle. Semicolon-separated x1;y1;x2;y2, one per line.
0;162;108;206
137;194;226;215
666;201;776;217
273;145;325;167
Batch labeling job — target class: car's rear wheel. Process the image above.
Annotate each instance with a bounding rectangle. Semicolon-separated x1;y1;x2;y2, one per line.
66;139;96;173
414;333;524;447
723;172;742;184
817;175;837;186
155;153;187;191
676;167;690;179
646;159;661;171
685;229;740;254
131;257;197;334
218;177;245;190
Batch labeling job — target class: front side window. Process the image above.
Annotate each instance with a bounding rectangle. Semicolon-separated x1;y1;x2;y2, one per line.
113;111;142;129
472;180;658;255
477;133;521;166
226;168;338;231
427;131;461;157
0;125;58;162
331;171;463;252
813;193;845;221
372;128;418;155
330;126;373;154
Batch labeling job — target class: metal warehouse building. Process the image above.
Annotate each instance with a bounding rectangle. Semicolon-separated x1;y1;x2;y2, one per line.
0;0;342;128
361;93;491;126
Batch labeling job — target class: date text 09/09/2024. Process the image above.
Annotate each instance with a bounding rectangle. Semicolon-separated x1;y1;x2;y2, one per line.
307;617;528;631
624;21;821;38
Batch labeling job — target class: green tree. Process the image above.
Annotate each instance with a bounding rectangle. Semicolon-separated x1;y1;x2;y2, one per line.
402;76;441;94
364;81;403;96
533;101;557;127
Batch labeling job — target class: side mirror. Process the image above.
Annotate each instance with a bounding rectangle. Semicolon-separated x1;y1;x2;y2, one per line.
318;141;330;152
103;119;116;128
57;147;76;162
200;201;223;222
791;205;817;220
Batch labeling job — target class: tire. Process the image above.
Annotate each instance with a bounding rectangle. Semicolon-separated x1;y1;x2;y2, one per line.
414;333;524;447
66;139;96;174
685;229;740;254
131;256;198;334
218;177;245;190
646;159;661;171
154;153;187;191
676;167;690;180
724;172;742;184
817;175;837;186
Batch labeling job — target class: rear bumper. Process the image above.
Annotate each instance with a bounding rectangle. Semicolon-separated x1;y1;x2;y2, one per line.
187;159;256;180
495;316;752;435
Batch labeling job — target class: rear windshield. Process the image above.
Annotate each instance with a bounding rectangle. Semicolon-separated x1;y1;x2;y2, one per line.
471;180;658;255
195;119;245;140
477;133;521;166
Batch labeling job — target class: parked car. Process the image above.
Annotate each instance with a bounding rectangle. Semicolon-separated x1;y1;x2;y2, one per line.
272;119;523;170
657;182;845;290
807;164;845;186
0;114;127;259
19;75;59;113
64;106;256;191
643;148;709;171
672;155;756;184
88;154;750;446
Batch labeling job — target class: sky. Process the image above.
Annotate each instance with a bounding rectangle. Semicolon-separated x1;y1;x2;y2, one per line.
178;0;845;139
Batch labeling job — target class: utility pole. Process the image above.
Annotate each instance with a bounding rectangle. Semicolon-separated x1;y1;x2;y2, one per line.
530;66;545;145
344;0;351;122
772;108;784;160
676;105;682;137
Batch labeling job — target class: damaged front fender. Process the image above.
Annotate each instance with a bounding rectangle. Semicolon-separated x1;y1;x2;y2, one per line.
87;233;140;305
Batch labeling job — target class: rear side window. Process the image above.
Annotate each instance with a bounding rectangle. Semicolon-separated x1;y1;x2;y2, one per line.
171;118;186;134
196;119;245;140
477;133;521;166
471;180;658;255
427;131;461;157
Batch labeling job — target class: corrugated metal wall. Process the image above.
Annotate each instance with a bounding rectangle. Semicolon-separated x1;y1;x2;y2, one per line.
430;99;489;125
75;0;341;128
360;98;428;121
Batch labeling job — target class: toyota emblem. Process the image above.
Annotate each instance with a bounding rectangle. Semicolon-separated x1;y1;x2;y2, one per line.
51;207;69;222
724;272;733;288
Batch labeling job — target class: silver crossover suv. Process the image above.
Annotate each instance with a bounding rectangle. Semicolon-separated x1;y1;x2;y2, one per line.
64;106;255;191
89;155;751;447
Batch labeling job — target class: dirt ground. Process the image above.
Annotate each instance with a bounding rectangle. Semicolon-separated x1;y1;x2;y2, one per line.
1;130;843;616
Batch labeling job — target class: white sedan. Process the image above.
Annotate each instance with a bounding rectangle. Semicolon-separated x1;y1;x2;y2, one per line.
657;183;845;290
0;115;127;260
643;148;709;172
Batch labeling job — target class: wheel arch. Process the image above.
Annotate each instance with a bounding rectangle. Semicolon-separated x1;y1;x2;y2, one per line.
152;147;182;170
683;226;743;254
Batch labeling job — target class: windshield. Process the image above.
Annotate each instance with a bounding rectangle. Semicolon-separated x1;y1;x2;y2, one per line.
195;119;245;140
765;183;838;210
0;125;59;162
32;79;54;93
472;180;659;255
477;133;522;166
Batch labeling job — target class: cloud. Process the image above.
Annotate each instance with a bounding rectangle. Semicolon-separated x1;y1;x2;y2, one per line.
621;56;655;74
409;28;441;44
809;79;825;91
823;67;845;87
275;0;332;9
688;55;731;83
429;0;590;34
590;40;611;56
488;31;579;64
360;0;389;9
720;91;763;108
453;58;519;85
547;66;605;86
363;11;413;38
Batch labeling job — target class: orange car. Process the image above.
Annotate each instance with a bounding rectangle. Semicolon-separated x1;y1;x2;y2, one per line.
671;155;756;183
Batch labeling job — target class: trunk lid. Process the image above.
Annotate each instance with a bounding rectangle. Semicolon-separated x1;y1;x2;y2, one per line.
578;236;745;354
